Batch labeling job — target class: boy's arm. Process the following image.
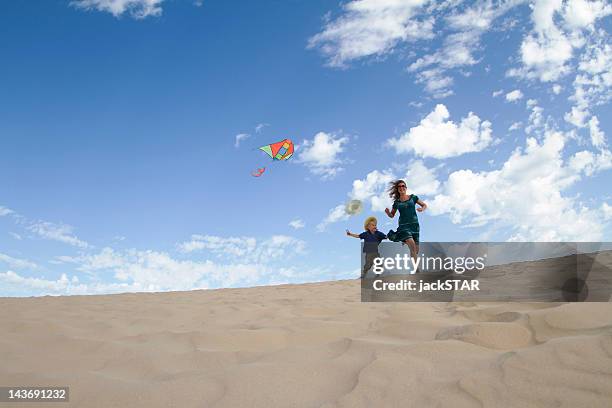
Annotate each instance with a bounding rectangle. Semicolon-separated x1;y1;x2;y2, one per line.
345;230;361;238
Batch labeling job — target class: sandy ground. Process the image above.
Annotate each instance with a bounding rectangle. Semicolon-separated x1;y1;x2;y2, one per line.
1;280;612;407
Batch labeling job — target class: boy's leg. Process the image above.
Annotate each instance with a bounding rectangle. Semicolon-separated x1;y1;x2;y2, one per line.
362;252;377;278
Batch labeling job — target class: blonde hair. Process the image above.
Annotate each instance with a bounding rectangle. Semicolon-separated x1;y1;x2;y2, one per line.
364;216;377;229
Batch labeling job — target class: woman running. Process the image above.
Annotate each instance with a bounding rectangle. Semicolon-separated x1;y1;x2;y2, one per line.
385;180;427;271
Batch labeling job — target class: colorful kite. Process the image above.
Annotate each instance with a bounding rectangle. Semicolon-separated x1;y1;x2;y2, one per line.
259;139;294;161
251;139;294;177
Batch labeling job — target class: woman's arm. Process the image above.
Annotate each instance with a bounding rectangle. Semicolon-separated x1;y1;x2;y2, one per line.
385;207;397;218
416;199;427;212
346;230;361;238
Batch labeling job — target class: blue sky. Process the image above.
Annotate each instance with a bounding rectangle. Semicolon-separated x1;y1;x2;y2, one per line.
1;0;611;296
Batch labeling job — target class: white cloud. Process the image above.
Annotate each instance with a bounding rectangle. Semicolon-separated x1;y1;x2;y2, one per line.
234;133;250;148
0;254;38;270
0;271;92;296
514;32;573;82
404;160;440;196
71;0;164;19
1;257;340;296
297;132;349;179
568;150;595;174
430;130;607;240
178;235;257;256
564;105;589;127
565;31;611;130
310;0;607;99
0;206;13;216
410;68;454;98
552;84;562;94
308;0;433;68
387;104;493;159
407;1;524;97
0;260;210;295
176;234;305;264
505;89;524;102
412;32;479;70
50;255;81;265
317;204;349;232
603;202;612;221
588;115;606;148
0;206;314;295
508;0;572;82
255;123;269;133
562;0;611;30
0;206;89;249
492;89;504;97
288;219;305;229
255;235;306;261
577;35;611;75
27;221;89;248
508;0;610;83
110;250;219;288
9;232;22;240
568;148;612;176
525;102;544;134
350;169;395;212
509;121;522;131
73;247;126;272
26;233;309;296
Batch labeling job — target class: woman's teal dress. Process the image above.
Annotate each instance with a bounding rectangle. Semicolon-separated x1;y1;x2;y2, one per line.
387;195;420;243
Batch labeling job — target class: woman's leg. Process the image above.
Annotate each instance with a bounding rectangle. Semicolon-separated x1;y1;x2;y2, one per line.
404;238;417;272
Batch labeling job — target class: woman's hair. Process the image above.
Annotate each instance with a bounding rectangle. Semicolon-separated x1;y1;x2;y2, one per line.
364;216;377;230
387;179;406;201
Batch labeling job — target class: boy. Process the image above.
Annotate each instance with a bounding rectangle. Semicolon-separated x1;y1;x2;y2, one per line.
346;216;387;279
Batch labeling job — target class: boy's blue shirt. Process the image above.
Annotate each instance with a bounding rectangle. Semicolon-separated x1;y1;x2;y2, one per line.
359;230;387;242
359;230;386;253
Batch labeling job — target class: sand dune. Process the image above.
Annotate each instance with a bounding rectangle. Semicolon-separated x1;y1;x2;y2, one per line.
1;281;612;407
